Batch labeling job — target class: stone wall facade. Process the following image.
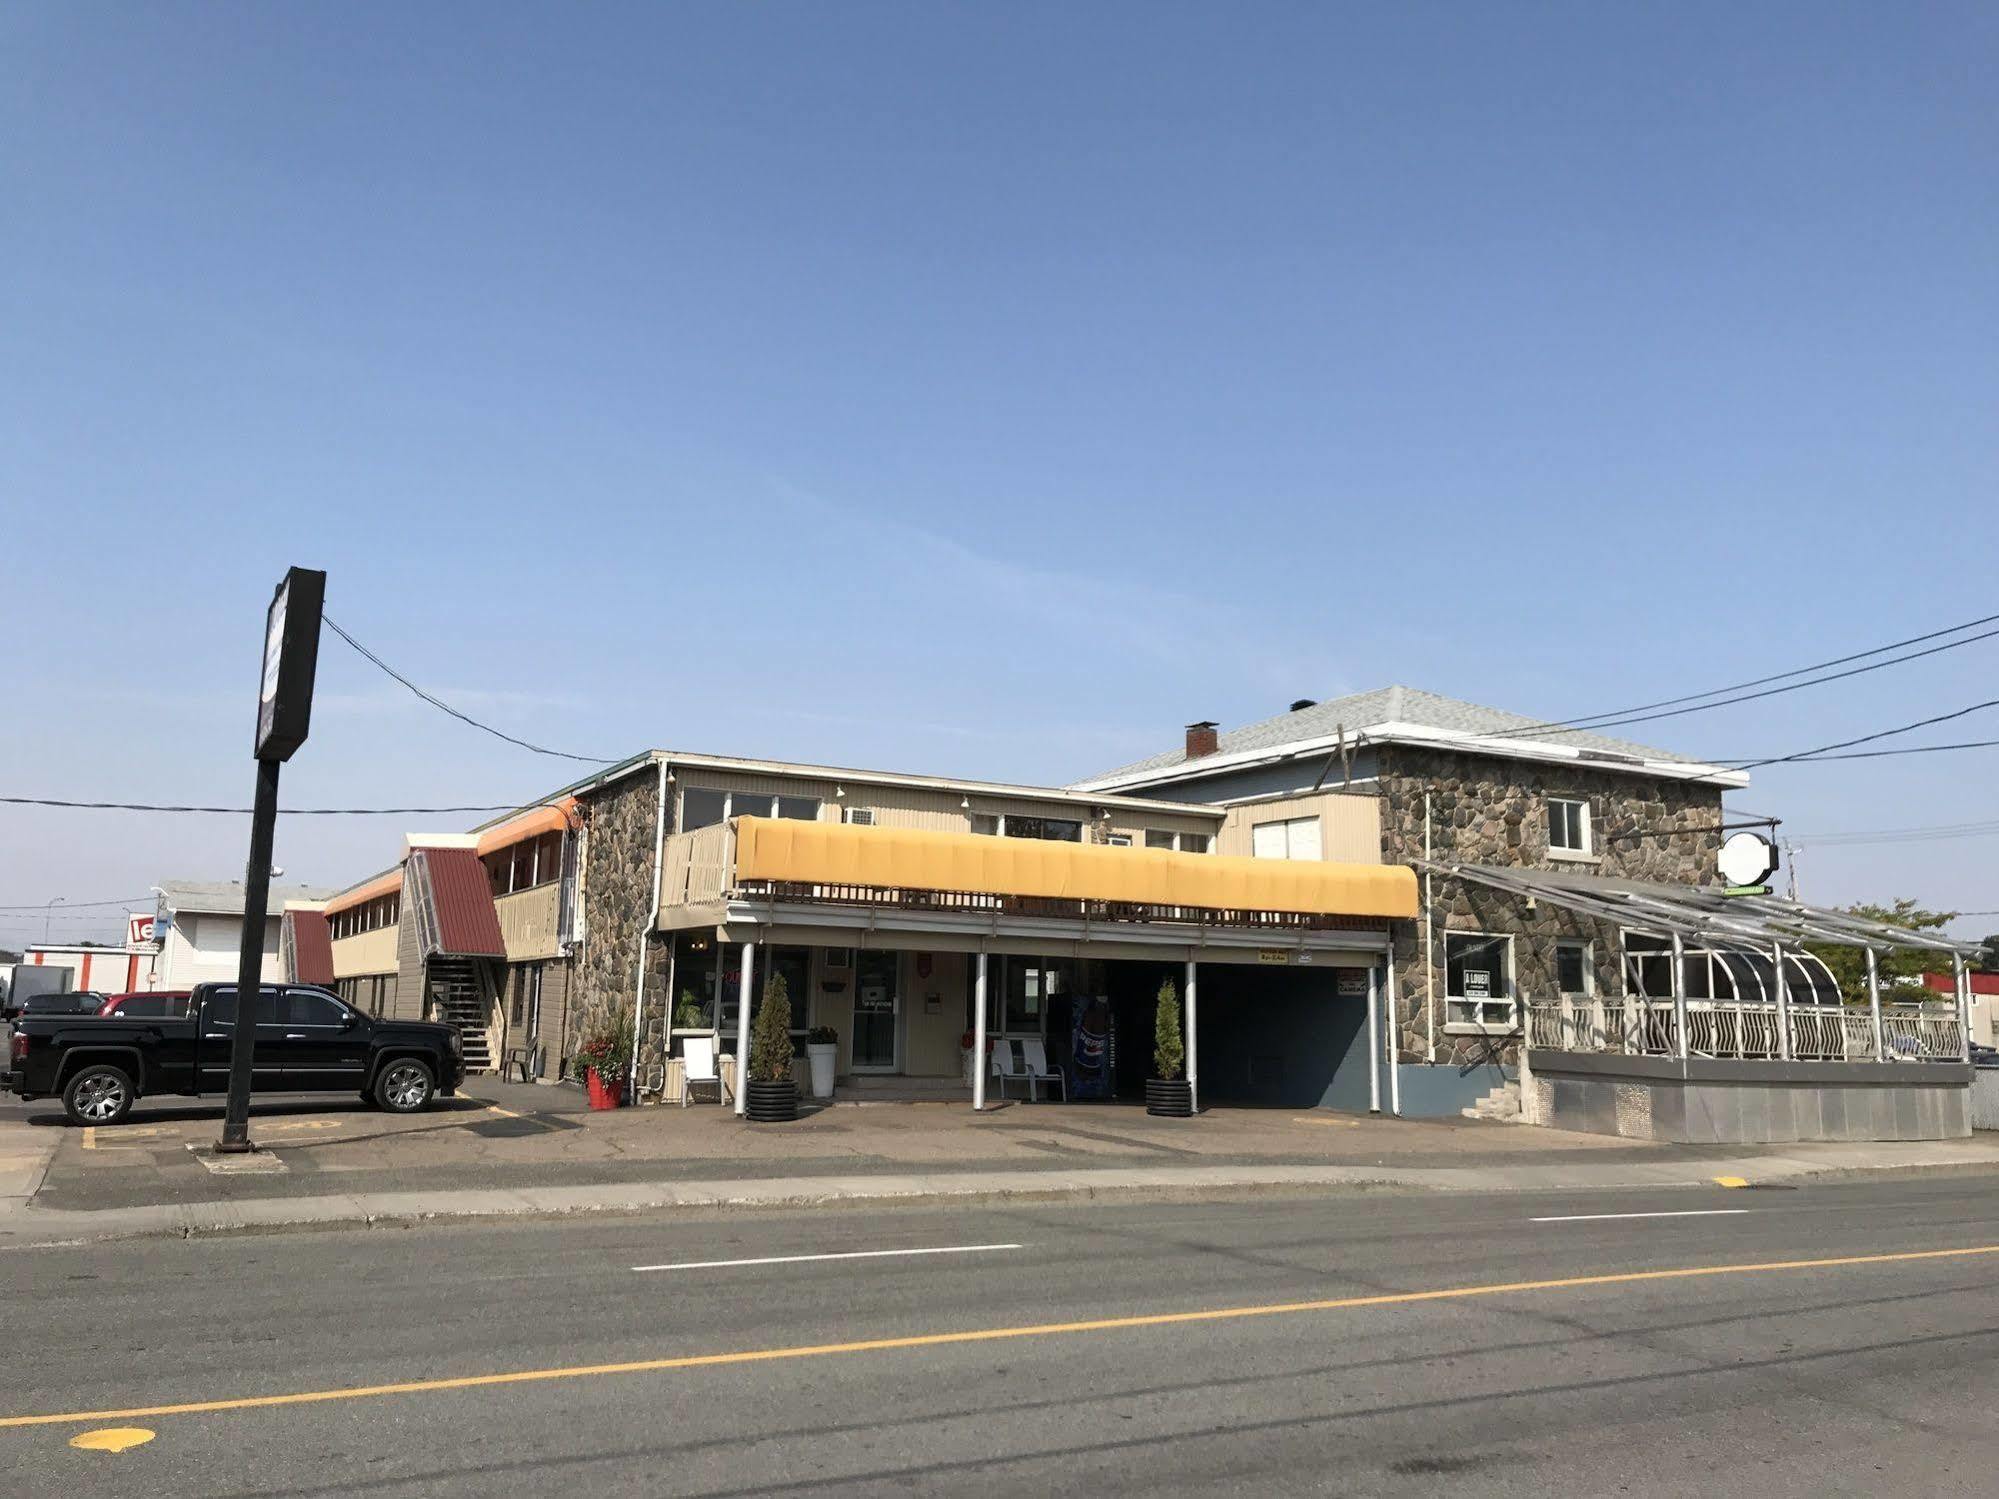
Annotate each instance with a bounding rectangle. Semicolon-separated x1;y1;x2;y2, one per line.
569;764;662;1078
1375;745;1726;1065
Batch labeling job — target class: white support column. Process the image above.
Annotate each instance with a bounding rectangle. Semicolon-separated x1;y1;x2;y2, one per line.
1184;958;1200;1116
732;941;755;1115
972;951;989;1112
1955;953;1972;1063
1384;947;1402;1117
1773;941;1792;1062
1670;932;1690;1061
1365;963;1383;1113
1866;946;1885;1063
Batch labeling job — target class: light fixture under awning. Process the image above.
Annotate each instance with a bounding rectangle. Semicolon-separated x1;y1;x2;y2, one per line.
732;816;1417;920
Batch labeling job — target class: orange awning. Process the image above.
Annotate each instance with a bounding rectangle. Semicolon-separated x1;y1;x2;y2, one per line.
732;817;1417;920
474;797;577;858
324;868;402;917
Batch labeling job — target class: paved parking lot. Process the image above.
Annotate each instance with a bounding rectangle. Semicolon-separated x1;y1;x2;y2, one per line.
2;1074;1703;1216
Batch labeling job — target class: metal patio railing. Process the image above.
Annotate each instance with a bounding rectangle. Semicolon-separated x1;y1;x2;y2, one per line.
1526;997;1963;1063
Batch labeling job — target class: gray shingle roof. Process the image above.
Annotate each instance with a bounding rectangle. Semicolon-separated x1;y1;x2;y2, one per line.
156;879;337;915
1078;684;1706;785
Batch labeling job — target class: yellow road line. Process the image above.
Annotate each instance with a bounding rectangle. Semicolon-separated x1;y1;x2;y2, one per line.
1714;1176;1751;1189
80;1128;94;1152
6;1241;1998;1431
483;1104;523;1120
1291;1116;1360;1128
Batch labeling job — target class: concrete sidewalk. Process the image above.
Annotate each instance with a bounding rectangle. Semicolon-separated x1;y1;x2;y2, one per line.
5;1106;1997;1245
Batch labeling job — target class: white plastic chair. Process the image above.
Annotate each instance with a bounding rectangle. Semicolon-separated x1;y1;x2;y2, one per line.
681;1035;730;1107
1020;1038;1066;1102
990;1040;1032;1101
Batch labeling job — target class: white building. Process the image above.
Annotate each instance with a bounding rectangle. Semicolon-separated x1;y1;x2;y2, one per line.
151;879;336;991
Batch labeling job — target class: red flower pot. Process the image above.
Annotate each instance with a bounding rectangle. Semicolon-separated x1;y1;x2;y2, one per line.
585;1067;625;1110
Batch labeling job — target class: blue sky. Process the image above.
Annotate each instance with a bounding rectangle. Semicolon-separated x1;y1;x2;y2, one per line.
2;2;1994;946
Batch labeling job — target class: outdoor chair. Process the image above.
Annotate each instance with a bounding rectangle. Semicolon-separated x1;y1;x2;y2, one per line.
500;1043;543;1084
1020;1038;1067;1102
681;1035;731;1107
990;1040;1035;1101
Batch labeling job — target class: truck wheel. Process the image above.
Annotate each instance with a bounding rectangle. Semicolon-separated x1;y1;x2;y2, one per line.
64;1064;135;1127
374;1059;436;1114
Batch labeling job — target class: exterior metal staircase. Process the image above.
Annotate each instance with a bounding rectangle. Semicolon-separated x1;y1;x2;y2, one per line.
428;959;493;1073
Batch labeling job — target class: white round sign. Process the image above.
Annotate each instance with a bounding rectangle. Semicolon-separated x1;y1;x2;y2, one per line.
1718;831;1779;888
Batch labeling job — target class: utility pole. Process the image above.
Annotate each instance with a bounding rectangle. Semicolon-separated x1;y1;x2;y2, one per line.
42;896;64;944
216;567;324;1155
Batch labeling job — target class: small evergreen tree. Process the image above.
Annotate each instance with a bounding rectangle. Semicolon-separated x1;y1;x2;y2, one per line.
1153;977;1184;1081
748;972;796;1084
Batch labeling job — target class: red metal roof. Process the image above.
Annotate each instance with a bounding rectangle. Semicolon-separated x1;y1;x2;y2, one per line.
1926;971;1999;996
418;846;506;958
288;909;335;986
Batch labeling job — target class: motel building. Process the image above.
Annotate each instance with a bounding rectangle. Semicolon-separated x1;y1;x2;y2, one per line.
560;752;1418;1111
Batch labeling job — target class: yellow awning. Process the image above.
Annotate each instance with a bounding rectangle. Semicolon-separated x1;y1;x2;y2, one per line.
732;817;1416;920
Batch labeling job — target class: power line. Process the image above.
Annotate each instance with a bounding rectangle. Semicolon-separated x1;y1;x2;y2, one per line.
1;796;526;815
1486;622;1999;745
1707;737;1999;764
0;896;150;911
1477;610;1999;741
322;614;615;765
1726;698;1999;772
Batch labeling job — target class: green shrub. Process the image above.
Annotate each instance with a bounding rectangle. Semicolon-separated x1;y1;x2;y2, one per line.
1153;977;1184;1081
748;972;796;1084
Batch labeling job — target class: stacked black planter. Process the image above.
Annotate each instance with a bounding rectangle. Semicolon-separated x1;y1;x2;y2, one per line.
745;1079;799;1123
1145;1079;1194;1117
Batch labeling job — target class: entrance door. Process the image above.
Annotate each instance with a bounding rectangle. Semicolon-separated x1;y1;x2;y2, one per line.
850;951;900;1072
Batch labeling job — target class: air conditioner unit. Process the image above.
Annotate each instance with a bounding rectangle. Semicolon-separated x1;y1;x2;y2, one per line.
845;807;877;826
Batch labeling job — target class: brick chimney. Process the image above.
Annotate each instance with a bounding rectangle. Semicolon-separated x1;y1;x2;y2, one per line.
1184;720;1220;759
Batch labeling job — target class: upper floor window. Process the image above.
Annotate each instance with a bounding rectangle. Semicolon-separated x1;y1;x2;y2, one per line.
486;830;566;898
1445;932;1515;1030
1145;829;1211;853
1250;816;1321;861
1548;797;1592;858
683;787;822;832
966;813;1081;841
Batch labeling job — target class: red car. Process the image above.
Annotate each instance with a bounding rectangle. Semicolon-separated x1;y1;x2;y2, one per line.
97;991;194;1019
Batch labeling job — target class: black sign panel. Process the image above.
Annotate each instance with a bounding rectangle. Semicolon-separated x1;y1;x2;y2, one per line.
254;567;325;762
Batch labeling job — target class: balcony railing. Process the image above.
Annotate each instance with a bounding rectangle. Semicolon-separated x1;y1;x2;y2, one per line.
1526;997;1963;1062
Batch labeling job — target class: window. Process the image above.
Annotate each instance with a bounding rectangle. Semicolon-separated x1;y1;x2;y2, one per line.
970;814;1000;836
1105;833;1133;847
1250;816;1322;861
673;935;720;1031
681;787;728;831
1004;816;1082;842
1181;833;1210;854
1555;941;1592;997
280;990;350;1027
775;795;821;822
1444;932;1514;1030
1146;830;1210;853
845;807;877;826
1548;797;1592;857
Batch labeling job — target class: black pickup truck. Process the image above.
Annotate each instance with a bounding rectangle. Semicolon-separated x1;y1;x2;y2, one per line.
3;982;465;1126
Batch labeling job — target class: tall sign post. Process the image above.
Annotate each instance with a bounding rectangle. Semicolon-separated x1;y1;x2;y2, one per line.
216;567;325;1154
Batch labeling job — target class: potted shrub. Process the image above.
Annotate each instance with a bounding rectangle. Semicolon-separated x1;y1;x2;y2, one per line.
571;1013;635;1110
674;990;706;1031
805;1025;839;1099
1145;977;1194;1117
744;973;799;1122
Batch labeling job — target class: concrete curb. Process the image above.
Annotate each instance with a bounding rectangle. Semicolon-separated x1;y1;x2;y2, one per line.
5;1139;1998;1246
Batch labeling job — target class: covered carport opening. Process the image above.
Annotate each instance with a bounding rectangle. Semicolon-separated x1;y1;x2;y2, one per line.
1100;956;1376;1109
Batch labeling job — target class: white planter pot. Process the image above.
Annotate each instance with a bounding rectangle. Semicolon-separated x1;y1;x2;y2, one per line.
806;1044;837;1099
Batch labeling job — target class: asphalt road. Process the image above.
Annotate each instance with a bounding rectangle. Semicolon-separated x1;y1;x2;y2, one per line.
5;1176;1999;1496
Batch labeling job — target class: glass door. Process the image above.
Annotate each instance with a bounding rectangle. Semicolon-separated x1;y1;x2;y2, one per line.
851;951;900;1072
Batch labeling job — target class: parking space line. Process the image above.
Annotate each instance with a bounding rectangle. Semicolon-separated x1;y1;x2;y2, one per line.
1532;1209;1753;1224
633;1243;1025;1273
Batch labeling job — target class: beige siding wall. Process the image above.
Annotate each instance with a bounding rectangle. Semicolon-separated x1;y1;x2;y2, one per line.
904;950;968;1077
671;768;1216;843
330;927;399;979
495;885;562;961
1215;792;1383;864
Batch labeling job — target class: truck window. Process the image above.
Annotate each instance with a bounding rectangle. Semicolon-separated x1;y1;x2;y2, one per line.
279;991;350;1027
204;989;283;1026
